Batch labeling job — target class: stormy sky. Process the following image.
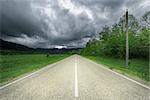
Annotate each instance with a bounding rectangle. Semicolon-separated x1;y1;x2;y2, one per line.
0;0;150;48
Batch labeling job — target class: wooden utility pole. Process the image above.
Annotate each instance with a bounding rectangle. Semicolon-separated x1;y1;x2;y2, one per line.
125;9;129;67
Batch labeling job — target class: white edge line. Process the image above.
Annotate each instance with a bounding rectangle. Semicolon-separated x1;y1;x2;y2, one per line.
80;56;150;90
74;56;79;97
0;56;71;90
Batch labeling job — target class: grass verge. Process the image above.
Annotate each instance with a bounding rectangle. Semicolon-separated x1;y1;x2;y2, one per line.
0;54;69;83
83;55;149;81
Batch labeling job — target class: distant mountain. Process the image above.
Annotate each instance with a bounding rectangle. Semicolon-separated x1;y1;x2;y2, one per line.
36;48;82;54
0;39;35;51
0;39;82;54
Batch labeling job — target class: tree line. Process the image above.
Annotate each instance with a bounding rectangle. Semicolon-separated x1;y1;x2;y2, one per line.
81;11;150;59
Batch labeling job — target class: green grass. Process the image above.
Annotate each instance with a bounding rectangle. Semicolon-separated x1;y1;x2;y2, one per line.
0;54;70;83
83;55;149;81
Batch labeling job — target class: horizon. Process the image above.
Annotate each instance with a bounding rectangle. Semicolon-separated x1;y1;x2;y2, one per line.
0;0;150;48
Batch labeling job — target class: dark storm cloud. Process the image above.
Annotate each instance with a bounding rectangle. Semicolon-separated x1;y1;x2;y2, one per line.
0;0;149;48
1;0;44;38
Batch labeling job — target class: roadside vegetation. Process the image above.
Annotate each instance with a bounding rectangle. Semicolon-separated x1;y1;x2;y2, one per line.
85;56;149;81
80;11;150;81
0;54;69;83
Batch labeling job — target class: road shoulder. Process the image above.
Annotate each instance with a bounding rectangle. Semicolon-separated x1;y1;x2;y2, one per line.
79;55;150;89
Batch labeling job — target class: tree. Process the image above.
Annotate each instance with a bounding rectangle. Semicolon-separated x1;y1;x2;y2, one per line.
81;12;149;59
119;14;140;33
99;25;110;40
140;11;150;27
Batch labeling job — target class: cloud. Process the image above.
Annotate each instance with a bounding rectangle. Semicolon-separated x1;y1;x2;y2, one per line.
0;0;149;48
1;0;44;37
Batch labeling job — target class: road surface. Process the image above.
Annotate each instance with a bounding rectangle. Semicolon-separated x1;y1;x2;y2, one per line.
0;55;149;100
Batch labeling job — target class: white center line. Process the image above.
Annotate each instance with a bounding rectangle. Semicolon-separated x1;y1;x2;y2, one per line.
74;56;79;97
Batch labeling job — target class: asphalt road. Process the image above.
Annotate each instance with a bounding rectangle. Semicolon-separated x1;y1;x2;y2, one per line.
0;55;149;100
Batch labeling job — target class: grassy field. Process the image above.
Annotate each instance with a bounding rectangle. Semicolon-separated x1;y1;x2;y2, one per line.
83;55;149;81
0;54;69;83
